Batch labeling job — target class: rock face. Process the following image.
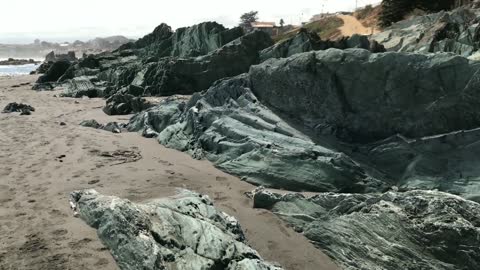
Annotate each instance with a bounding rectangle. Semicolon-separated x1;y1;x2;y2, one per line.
103;91;154;116
128;72;383;192
128;48;480;199
374;7;480;56
260;29;385;62
70;189;283;270
253;188;480;270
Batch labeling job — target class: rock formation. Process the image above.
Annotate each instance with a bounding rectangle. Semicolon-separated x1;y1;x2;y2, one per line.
374;7;480;56
253;188;480;270
127;48;480;199
70;189;283;270
260;29;385;62
50;21;272;104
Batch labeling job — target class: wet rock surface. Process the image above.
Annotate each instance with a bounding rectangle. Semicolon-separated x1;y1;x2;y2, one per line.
70;189;283;270
253;188;480;270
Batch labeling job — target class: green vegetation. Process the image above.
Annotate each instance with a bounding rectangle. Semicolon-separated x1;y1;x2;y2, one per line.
239;11;259;29
273;16;344;43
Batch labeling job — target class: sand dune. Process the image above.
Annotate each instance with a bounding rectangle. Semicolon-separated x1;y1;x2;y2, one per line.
0;75;339;270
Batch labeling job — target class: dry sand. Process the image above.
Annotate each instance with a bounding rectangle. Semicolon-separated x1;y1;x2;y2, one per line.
338;15;380;36
0;75;340;270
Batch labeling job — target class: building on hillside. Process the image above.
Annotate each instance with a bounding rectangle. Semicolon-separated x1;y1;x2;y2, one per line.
251;22;280;36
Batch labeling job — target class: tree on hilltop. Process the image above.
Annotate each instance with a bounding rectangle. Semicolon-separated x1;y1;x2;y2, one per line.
240;11;259;30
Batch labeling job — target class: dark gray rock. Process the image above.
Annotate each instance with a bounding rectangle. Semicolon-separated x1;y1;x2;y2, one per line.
129;73;383;192
128;96;187;138
260;29;384;62
250;49;480;143
35;60;72;84
69;189;283;270
253;188;480;270
80;119;123;133
63;76;105;98
31;82;55;91
127;49;480;199
2;102;35;114
64;22;271;98
171;22;244;58
103;93;154;115
126;30;273;96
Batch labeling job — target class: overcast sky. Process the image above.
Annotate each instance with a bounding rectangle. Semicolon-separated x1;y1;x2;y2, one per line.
1;0;381;44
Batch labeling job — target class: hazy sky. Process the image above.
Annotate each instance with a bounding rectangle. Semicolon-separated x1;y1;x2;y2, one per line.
1;0;381;43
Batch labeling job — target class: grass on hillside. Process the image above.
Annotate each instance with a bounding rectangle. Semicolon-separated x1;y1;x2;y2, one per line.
273;16;344;43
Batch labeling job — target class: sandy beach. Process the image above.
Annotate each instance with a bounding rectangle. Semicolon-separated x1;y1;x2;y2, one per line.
0;75;339;270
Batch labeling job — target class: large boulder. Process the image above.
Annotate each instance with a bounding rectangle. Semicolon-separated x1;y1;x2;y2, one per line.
36;60;72;83
70;189;283;270
253;188;480;270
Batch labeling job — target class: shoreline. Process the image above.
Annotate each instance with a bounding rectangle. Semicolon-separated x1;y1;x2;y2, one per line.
0;75;339;270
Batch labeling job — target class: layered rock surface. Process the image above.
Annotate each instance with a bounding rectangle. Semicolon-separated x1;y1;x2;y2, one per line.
70;189;283;270
128;48;480;199
253;188;480;270
374;7;480;56
260;29;385;62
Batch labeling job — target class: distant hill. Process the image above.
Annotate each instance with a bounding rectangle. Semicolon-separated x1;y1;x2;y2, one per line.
0;35;134;60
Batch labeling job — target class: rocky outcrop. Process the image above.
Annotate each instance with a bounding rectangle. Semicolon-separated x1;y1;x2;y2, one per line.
61;22;272;100
134;30;273;96
128;96;188;138
62;76;106;98
127;49;480;199
103;91;154;116
170;22;244;58
253;188;480;270
0;58;39;66
70;189;283;270
36;60;72;84
374;7;480;56
260;29;385;62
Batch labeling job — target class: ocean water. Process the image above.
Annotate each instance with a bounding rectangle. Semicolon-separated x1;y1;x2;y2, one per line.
0;63;39;76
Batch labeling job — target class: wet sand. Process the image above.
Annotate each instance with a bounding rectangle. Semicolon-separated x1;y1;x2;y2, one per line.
0;75;340;270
